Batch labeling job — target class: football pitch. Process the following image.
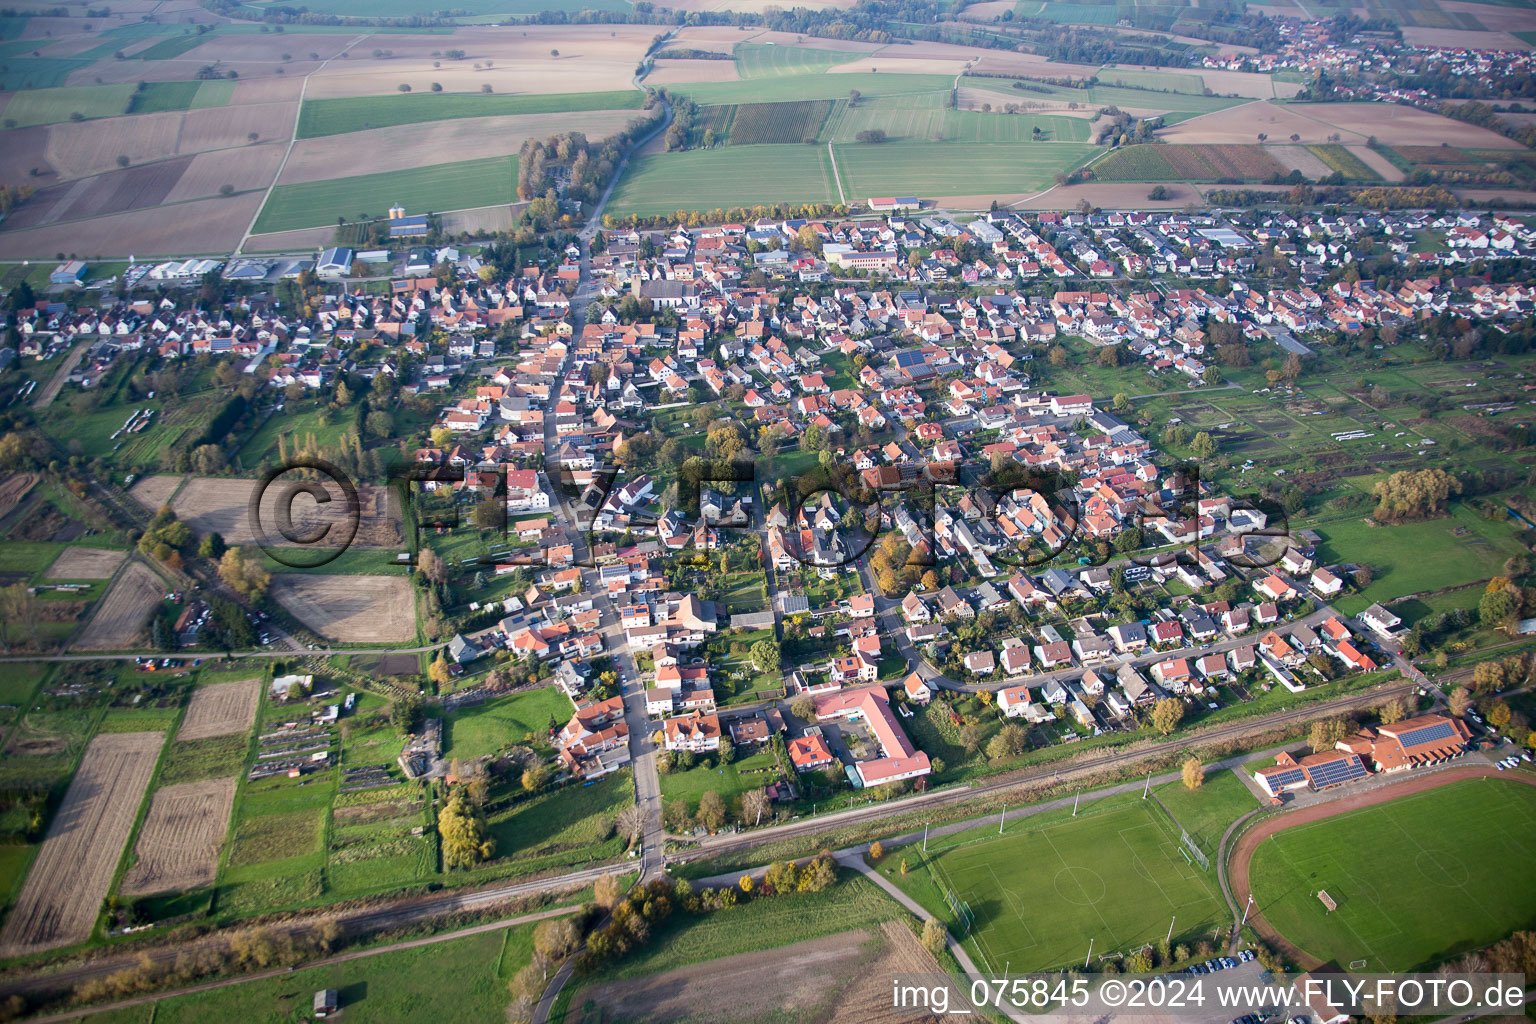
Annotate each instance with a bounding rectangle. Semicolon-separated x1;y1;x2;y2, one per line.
1247;778;1536;971
898;793;1227;972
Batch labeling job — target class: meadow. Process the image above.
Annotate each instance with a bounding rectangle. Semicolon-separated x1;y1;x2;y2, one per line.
441;687;569;759
476;770;632;879
244;0;629;17
605;144;839;218
252;155;516;233
1;84;136;127
734;42;858;78
659;749;779;817
889;791;1227;972
295;89;645;139
1247;779;1536;970
820;91;1093;144
1152;769;1261;855
666;72;955;107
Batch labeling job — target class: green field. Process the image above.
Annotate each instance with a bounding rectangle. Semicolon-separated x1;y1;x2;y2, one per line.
245;0;628;16
1;83;136;127
667;72;955;107
0;57;94;92
252;155;515;233
1308;143;1382;181
734;42;857;78
1153;769;1261;854
659;749;778;817
1089;144;1182;181
891;792;1227;972
1313;503;1528;615
605;144;840;218
1248;779;1536;971
441;687;569;759
295;89;645;138
831;140;1097;197
151;923;526;1024
1095;68;1206;93
478;770;632;877
820;91;1092;144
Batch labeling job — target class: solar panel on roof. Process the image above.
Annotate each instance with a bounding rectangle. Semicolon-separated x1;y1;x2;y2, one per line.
1306;756;1367;789
1396;721;1455;748
1266;767;1307;789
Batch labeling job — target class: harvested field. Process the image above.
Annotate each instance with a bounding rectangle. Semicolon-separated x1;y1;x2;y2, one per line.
0;731;163;955
0;191;263;258
231;77;307;104
164;144;286;204
1298;102;1524;149
75;559;164;650
1401;26;1532;49
128;474;185;512
305;61;636;99
279;110;635;185
244;226;338;253
178;678;260;742
0;125;53;185
438;205;518;235
44;546;126;580
1438;0;1536;31
43;111;185;181
1004;181;1201;209
1270;143;1334;179
120;776;237;896
572;922;945;1024
270;573;415;644
0;473;39;520
1158;100;1349;145
0;158;193;231
828;56;972;76
170;476;400;549
646;58;741;85
180;102;298;151
958;0;1016;19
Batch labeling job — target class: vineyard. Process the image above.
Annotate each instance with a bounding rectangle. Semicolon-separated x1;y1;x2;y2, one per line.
1091;144;1286;181
1089;144;1182;181
724;100;835;145
1307;144;1383;181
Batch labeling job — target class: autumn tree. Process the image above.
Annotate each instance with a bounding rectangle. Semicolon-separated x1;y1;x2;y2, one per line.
594;873;623;909
1377;696;1409;724
389;694;421;734
218;546;271;601
1371;468;1461;522
921;918;947;956
1181;757;1203;790
1479;577;1520;632
1309;716;1351;753
986;722;1028;759
698;790;727;831
418;547;448;585
521;764;550;792
428;652;451;688
616;804;646;842
439;788;494;868
740;788;770;826
1151;697;1185;735
869;840;884;861
1449;686;1472;717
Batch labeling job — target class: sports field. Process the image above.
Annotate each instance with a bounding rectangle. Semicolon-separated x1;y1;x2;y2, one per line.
1247;779;1536;971
604;144;839;217
893;793;1227;972
252;155;515;233
831;140;1097;197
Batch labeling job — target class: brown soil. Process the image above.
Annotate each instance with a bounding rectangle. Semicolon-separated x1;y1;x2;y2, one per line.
120;776;237;896
0;732;164;955
0;192;263;258
127;474;185;513
1228;764;1536;970
177;678;260;742
0;158;193;231
0;473;38;520
269;574;415;644
569;921;945;1024
170;476;400;549
75;559;165;650
44;546;127;580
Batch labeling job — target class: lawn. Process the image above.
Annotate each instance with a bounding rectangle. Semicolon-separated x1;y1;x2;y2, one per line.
478;770;632;877
441;686;569;759
889;791;1227;972
659;749;779;817
1247;778;1536;971
0;83;136;126
235;402;357;468
1151;769;1260;855
295;89;644;138
605;144;840;218
151;924;521;1024
0;662;47;707
1313;503;1528;615
831;140;1097;197
252;155;516;233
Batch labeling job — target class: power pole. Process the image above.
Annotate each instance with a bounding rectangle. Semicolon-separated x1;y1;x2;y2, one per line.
1143;771;1151;798
999;802;1006;835
1166;914;1176;946
923;821;929;853
1241;892;1254;928
1072;788;1080;816
1085;937;1094;969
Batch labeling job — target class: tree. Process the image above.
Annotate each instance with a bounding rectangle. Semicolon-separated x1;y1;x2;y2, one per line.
1190;431;1217;461
750;639;780;673
616;804;646;843
1113;392;1130;413
438;789;494;868
1048;345;1068;368
869;840;884;861
1202;365;1223;386
920;917;946;956
920;569;939;590
738;874;754;894
698;790;727;831
1377;696;1409;724
1449;686;1472;718
217;546;271;601
854;128;887;144
428;652;451;688
197;531;226;560
1147;185;1169;201
533;917;580;962
1371;469;1461;522
1308;716;1350;753
986;722;1028;759
1488;700;1512;730
365;410;393;437
418;547;448;586
390;694;421;734
740;788;770;826
521;764;550;792
1150;697;1185;735
1182;757;1203;790
471;498;505;531
791;694;817;720
594;873;623;909
1479;578;1519;632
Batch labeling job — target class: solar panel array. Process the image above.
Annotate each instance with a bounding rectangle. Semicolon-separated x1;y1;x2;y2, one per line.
1307;755;1368;789
1396;720;1456;749
1265;766;1307;790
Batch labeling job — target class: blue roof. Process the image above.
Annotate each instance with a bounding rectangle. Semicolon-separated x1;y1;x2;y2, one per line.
390;214;428;227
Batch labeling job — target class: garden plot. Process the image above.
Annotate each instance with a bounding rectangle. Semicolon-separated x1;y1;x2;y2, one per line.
74;559;165;650
177;678;261;742
120;776;237;896
44;546;126;579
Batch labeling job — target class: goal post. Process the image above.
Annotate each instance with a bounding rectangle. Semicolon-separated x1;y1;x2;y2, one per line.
1317;890;1338;913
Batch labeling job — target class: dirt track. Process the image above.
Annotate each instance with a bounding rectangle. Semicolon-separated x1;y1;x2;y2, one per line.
1227;763;1536;968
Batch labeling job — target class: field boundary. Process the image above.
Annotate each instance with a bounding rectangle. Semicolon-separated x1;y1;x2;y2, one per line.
1226;763;1535;969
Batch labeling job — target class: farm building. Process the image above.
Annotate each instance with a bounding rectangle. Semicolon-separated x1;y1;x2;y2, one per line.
317;247;354;279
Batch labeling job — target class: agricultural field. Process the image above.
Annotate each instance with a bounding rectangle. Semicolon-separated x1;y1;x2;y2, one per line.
252;155;516;234
269;573;416;644
666;72;954;107
177;678;261;742
158;733;253;787
0;83;137;127
734;42;863;78
168;476;400;549
42;545;126;580
1247;779;1536;970
293;89;645;138
326;787;433;895
888;791;1227;972
74;559;166;651
1090;143;1288;182
441;688;570;759
832;140;1097;198
820;91;1093;144
605;144;840;218
717;99;834;145
0;731;164;955
1307;143;1382;180
120;776;238;896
